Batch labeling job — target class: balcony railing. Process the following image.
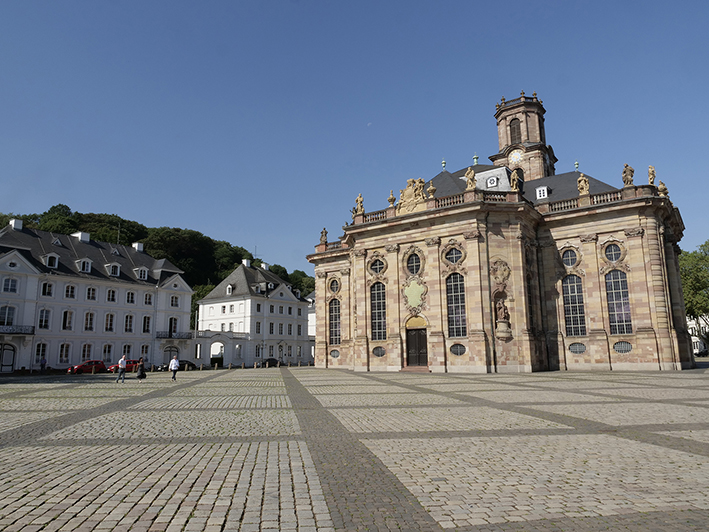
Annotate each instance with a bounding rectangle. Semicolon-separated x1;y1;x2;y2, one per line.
435;193;465;208
0;325;35;335
592;191;623;205
363;209;388;223
196;331;250;340
156;331;193;339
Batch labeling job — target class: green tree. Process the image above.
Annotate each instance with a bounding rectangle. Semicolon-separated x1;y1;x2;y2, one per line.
679;241;709;320
289;269;315;295
191;284;215;329
268;263;290;283
38;204;80;234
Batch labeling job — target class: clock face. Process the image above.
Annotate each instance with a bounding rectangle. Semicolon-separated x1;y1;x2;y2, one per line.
509;150;523;164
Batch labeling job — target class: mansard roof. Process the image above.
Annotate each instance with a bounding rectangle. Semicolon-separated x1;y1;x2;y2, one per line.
201;263;305;302
0;224;183;285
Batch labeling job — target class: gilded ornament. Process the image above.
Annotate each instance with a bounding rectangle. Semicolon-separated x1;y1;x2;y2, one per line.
464;166;476;190
577;173;589;195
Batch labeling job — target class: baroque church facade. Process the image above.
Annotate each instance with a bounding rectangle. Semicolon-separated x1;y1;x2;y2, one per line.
308;93;693;372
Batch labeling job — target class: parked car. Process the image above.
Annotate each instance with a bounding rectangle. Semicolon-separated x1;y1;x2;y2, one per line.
156;360;197;371
107;359;140;373
697;349;708;357
67;360;107;374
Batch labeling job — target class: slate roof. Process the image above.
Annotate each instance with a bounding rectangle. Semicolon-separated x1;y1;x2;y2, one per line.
200;263;306;302
421;166;618;206
0;224;183;287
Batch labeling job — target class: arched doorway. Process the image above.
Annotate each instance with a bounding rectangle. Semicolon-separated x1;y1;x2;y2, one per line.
1;343;15;373
405;316;427;367
164;345;179;365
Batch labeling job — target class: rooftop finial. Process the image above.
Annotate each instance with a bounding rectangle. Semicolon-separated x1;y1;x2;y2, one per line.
520;90;525;97
575;160;579;171
473;154;479;166
442;158;446;170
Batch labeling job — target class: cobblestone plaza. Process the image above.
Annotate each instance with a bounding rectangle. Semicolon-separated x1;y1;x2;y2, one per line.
1;367;708;531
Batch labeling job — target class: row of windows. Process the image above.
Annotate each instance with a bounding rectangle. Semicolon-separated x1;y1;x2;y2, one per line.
0;306;180;334
254;344;303;358
212;303;303;316
41;253;150;280
34;342;151;364
327;269;633;344
254;322;303;336
356;249;464;283
2;279;180;308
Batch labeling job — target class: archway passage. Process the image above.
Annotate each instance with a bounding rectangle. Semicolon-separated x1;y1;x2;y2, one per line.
406;329;428;366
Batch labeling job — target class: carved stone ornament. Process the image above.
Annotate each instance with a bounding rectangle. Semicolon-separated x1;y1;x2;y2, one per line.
352;249;367;258
490;259;511;285
402;276;428;315
495;299;512;340
387;190;396;206
580;233;598;243
622;164;634;187
624;227;645;238
515;230;524;240
427;182;437;198
657;180;669;197
339;268;351;276
577;173;590;195
464;230;483;241
316;271;328;279
425;237;441;247
385;244;400;253
648;165;656;186
464;166;476;191
319;228;328;245
397;178;427;214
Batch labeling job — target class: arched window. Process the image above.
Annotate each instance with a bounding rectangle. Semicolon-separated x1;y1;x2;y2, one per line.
446;273;467;337
407;254;421;275
510;118;522;144
562;275;587;336
328;299;341;345
606;270;632;334
0;306;15;326
370;282;386;341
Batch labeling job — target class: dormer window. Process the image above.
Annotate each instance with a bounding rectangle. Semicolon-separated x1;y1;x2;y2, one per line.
226;285;233;295
52;238;62;247
268;283;274;290
536;186;549;200
111;248;121;256
45;255;59;269
77;259;92;273
254;285;261;293
107;263;120;277
134;267;148;281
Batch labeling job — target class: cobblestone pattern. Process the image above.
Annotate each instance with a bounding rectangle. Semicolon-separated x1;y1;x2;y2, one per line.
0;368;708;531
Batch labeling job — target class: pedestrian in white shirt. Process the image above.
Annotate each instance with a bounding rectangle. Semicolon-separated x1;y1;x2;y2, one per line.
168;355;179;382
116;355;127;384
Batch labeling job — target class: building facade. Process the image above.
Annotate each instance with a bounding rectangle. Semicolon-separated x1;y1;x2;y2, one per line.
195;260;313;367
308;93;692;372
0;220;193;372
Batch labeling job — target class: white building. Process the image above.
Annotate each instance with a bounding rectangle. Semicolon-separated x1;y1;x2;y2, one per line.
195;260;313;367
687;316;709;356
0;219;193;372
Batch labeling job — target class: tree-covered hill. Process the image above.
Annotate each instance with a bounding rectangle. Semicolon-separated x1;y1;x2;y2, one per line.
0;205;315;296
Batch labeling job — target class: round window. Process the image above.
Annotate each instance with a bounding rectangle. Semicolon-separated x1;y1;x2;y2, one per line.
330;350;340;358
562;249;578;267
445;248;462;264
450;344;466;356
372;346;386;357
568;342;586;354
407;254;421;275
370;259;385;274
605;244;622;262
613;341;632;354
329;279;340;293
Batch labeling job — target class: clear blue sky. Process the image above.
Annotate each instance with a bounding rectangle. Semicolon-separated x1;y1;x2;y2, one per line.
1;1;707;274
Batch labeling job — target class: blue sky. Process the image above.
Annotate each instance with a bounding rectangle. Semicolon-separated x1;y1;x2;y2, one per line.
1;1;707;274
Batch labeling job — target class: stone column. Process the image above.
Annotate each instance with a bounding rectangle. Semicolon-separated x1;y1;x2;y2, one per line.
424;237;445;372
351;249;370;372
464;228;490;372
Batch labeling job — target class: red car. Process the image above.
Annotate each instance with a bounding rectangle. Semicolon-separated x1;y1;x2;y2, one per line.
67;360;107;374
107;359;140;373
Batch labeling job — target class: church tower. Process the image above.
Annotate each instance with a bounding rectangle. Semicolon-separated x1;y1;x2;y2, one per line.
489;91;557;181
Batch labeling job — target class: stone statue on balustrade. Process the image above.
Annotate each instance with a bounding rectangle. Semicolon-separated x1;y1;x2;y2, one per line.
622;164;634;187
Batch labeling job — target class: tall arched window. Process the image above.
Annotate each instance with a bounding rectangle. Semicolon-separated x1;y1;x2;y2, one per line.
562;275;587;336
370;282;386;341
446;273;467;337
510;118;522;144
606;270;632;334
329;299;341;345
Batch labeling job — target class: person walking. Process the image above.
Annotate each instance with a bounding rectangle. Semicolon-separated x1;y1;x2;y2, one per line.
116;355;127;384
168;355;179;382
136;357;146;383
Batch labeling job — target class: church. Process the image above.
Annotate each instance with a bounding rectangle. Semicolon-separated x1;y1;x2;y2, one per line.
307;92;693;372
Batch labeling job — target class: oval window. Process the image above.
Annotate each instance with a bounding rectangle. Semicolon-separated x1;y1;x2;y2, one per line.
329;279;340;293
568;342;586;354
605;244;621;262
450;344;466;356
330;350;340;358
372;346;386;357
407;254;421;275
613;341;632;354
370;259;385;274
445;248;462;264
562;249;577;267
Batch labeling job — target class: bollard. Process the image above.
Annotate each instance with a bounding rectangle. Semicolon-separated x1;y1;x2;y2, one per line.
288;361;291;367
215;363;218;370
200;364;203;371
92;366;95;375
229;363;232;370
298;361;301;367
242;362;245;369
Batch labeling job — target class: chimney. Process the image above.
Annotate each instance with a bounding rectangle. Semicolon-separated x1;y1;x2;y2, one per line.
261;262;269;271
242;258;251;268
132;242;144;252
9;219;22;231
71;231;90;243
